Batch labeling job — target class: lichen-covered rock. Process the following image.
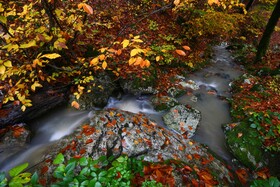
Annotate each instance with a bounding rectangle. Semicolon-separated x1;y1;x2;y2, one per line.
151;96;179;111
179;80;199;90
223;122;264;169
34;109;234;186
167;86;186;98
69;72;117;109
163;105;201;138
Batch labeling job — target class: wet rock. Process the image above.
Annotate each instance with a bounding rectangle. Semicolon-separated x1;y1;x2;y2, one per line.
0;123;30;162
34;109;234;186
223;122;264;169
167;86;186;98
151;96;179;111
69;72;117;109
162;105;201;138
179;80;199;90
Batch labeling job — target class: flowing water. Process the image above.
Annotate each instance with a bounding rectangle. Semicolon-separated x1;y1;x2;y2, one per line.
0;44;244;172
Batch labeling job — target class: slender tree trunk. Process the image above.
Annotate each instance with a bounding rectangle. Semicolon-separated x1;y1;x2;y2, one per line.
255;0;280;62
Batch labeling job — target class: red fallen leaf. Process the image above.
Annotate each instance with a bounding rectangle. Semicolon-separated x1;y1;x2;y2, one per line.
40;166;49;175
111;119;117;125
236;168;249;185
183;165;193;172
191;179;199;187
186;154;193;160
61;145;71;153
193;153;201;159
144;138;152;147
86;139;93;144
39;179;47;186
157;153;163;161
256;167;270;179
100;117;106;122
80;148;86;155
73;155;82;159
107;131;115;135
120;117;125;122
45;159;52;163
116;171;122;178
178;145;184;151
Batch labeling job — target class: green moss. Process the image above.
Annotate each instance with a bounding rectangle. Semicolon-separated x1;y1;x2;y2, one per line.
225;122;263;169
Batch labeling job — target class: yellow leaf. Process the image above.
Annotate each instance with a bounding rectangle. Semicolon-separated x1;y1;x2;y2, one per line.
130;48;143;57
21;105;26;112
0;65;6;74
156;56;161;62
31;81;42;92
0;15;7;24
122;39;130;48
4;60;12;67
187;62;194;68
174;0;180;6
40;53;61;59
83;3;93;14
183;46;191;51
20;40;37;48
71;101;80;109
128;57;136;65
2;44;19;52
90;57;99;66
102;61;107;69
132;38;143;43
175;49;186;56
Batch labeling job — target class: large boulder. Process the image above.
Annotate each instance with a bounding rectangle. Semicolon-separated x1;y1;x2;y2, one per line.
33;109;235;186
163;105;201;138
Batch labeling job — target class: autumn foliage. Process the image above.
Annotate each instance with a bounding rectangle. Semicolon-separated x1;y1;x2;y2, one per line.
0;0;250;111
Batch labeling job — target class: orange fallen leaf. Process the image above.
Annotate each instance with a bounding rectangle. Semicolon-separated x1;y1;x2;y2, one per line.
175;49;186;56
71;101;80;109
183;45;191;51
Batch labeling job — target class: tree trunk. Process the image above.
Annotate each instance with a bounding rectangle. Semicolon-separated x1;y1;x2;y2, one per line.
245;0;256;11
255;0;280;62
0;87;69;128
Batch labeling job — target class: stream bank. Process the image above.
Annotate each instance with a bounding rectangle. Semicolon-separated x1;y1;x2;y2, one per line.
2;44;269;186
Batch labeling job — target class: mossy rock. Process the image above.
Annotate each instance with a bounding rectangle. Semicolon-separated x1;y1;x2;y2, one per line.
120;72;158;95
224;122;264;169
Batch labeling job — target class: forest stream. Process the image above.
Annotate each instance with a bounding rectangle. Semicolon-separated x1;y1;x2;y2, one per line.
0;44;244;172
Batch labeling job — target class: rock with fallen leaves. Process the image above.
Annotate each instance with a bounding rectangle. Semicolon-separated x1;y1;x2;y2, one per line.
163;105;201;137
34;109;235;186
